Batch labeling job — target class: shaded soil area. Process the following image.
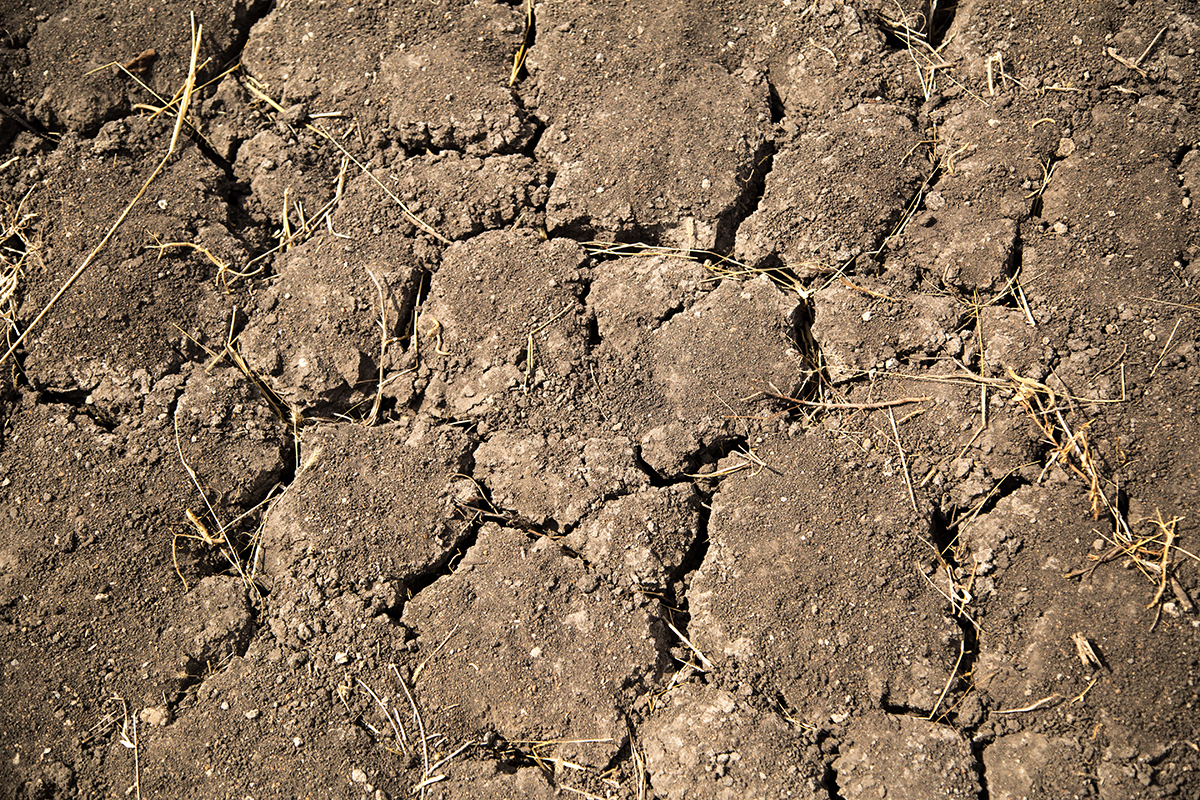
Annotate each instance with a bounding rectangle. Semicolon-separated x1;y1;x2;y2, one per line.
2;1;1200;798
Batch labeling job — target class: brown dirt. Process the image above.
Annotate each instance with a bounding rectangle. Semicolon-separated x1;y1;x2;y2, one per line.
2;1;1199;798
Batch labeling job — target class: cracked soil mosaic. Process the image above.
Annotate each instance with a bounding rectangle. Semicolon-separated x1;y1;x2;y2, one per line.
2;1;1200;798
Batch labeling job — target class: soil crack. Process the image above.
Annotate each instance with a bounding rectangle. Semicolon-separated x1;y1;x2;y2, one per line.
875;1;958;52
715;130;777;257
924;504;981;728
34;388;119;431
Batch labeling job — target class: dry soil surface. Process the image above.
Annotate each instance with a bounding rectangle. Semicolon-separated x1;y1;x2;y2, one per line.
2;1;1200;799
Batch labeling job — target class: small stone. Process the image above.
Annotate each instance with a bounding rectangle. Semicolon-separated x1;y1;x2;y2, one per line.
245;709;260;720
351;769;368;784
139;706;171;727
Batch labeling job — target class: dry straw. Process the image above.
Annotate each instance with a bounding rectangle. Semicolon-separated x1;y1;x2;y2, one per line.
241;75;448;244
0;191;35;342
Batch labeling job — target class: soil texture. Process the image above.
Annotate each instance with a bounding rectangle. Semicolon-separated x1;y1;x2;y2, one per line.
2;1;1200;798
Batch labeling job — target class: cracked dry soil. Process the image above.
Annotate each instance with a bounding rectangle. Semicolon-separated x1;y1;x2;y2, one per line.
2;0;1200;798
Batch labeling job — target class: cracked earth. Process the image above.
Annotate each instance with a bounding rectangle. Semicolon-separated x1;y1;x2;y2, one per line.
2;1;1200;798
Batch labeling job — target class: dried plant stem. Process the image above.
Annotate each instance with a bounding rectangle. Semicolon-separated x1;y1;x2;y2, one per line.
996;694;1062;714
1149;317;1182;378
363;268;389;426
760;386;930;411
391;664;432;799
356;678;409;755
889;407;919;514
928;636;966;721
